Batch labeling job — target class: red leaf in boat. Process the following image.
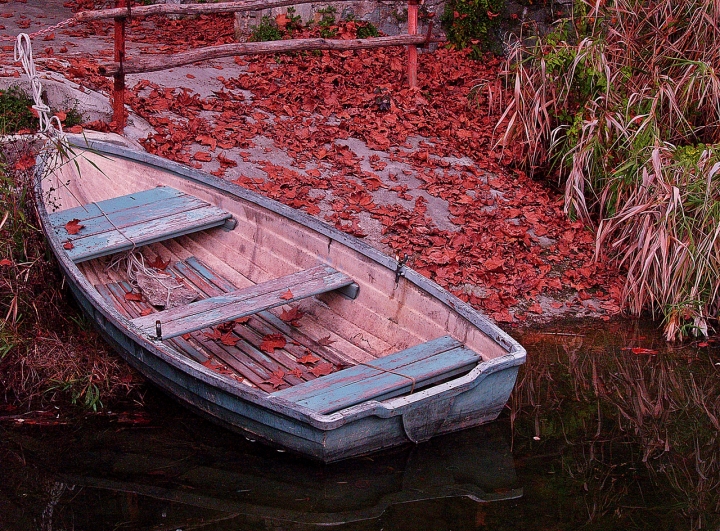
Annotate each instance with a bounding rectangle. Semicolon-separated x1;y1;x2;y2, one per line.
234;316;250;324
264;369;286;389
290;368;303;379
280;306;303;324
317;335;335;346
139;308;153;316
309;363;334;377
193;151;212;162
280;289;293;300
147;255;170;270
64;219;84;235
63;241;74;250
220;332;237;346
260;333;286;353
298;352;320;365
124;292;143;302
204;328;223;340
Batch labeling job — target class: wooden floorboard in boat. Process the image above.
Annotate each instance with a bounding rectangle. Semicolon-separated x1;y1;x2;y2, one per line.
91;255;361;393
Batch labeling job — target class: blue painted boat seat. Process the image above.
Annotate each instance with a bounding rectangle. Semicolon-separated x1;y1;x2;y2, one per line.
130;264;359;340
271;336;480;414
48;186;233;263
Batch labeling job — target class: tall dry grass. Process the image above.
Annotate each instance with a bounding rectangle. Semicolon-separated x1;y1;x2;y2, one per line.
496;0;720;339
0;138;142;409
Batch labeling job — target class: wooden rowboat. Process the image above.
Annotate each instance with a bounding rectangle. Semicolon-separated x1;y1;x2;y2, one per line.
34;134;526;462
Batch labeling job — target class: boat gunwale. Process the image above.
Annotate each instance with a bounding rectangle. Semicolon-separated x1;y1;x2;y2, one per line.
33;136;526;432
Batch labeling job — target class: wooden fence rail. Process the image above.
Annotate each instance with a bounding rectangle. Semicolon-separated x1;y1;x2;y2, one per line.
83;0;432;129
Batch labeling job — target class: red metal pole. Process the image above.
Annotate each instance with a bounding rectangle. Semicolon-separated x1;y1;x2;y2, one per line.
407;0;418;88
112;0;127;130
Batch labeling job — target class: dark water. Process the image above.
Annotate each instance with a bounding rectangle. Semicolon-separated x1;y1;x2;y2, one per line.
1;319;719;530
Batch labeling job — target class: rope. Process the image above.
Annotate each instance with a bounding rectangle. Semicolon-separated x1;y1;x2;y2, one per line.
0;16;76;42
107;251;186;309
359;361;417;394
13;33;64;138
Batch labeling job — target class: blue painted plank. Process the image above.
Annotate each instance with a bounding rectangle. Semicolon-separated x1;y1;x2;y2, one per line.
131;265;355;340
52;194;209;238
293;346;480;414
271;335;462;402
49;186;183;226
62;205;232;263
183;256;238;293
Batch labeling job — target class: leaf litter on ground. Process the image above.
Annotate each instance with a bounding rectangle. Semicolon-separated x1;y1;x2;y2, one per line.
22;2;625;326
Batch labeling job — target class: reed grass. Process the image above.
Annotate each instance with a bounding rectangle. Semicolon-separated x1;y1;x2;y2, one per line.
0;135;141;409
497;0;720;339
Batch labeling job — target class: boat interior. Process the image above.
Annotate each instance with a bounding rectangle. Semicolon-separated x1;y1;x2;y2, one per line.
42;150;507;415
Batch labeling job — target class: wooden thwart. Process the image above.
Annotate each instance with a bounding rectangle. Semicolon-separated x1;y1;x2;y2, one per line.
131;264;359;340
49;186;233;263
271;336;480;414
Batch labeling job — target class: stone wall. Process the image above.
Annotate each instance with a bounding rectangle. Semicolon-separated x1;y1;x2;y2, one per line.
231;0;443;39
162;0;567;44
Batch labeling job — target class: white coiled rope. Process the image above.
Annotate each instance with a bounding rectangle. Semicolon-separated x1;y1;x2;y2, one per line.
14;33;64;138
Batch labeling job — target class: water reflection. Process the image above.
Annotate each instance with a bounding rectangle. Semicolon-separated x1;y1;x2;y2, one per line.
1;318;719;530
510;319;720;530
0;396;520;530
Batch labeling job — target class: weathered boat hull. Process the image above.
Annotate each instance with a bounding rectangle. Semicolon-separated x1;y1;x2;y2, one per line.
35;135;526;462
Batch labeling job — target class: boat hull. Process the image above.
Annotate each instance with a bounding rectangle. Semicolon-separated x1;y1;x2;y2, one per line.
37;136;526;462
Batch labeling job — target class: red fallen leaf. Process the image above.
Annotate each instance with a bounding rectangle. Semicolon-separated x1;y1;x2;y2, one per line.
263;369;286;389
220;332;237;346
298;352;320;365
125;292;143;302
0;258;12;266
193;151;212;162
290;367;303;379
527;303;543;314
65;219;84;235
54;111;67;122
196;135;217;150
621;347;659;355
280;306;304;324
235;316;250;324
217;152;237;167
67;125;83;134
14;154;35;171
182;333;192;340
139;308;153;316
63;241;74;250
317;335;335;347
484;257;505;273
309;362;335;377
697;341;709;347
280;289;293;300
260;333;286;353
204;328;223;340
147;255;170;270
186;73;195;79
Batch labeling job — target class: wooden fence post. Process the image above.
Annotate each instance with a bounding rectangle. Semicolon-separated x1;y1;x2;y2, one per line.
112;0;127;130
407;0;418;88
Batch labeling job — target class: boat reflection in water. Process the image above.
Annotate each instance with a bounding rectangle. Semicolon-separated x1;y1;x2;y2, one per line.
3;406;520;529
